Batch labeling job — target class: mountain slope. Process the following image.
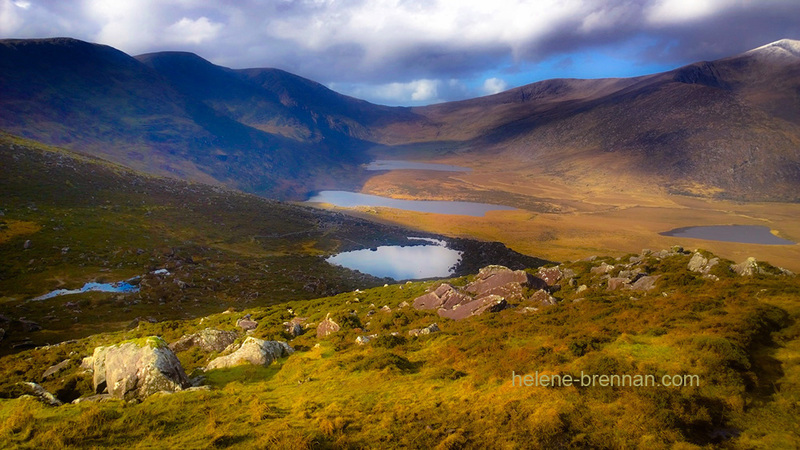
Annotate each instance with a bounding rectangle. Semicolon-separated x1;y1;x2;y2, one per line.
370;39;800;201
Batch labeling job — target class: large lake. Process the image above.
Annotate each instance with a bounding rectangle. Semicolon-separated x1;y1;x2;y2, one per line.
660;225;795;245
365;160;471;172
326;238;462;280
306;191;515;217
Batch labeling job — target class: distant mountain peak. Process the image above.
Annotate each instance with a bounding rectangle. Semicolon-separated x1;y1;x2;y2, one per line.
744;38;800;60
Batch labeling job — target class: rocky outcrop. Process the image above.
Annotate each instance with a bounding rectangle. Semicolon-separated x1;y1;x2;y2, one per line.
169;328;238;353
731;257;763;276
92;337;190;401
464;265;543;299
607;277;630;291
205;337;293;370
529;289;557;305
412;283;471;310
437;295;508;321
316;313;341;338
283;317;307;337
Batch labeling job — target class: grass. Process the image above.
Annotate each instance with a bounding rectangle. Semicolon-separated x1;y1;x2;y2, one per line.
1;248;798;448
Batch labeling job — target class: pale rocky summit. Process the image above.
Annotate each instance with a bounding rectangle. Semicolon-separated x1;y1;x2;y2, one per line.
170;328;238;353
205;337;293;370
92;337;190;401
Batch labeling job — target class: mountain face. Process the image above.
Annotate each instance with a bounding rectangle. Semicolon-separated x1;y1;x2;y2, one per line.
1;38;799;201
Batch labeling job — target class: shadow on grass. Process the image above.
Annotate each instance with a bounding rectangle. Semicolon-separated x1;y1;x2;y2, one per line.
203;363;283;389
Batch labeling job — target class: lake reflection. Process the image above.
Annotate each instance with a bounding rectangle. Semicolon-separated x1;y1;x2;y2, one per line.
327;239;462;280
365;160;471;172
306;191;515;216
660;225;795;245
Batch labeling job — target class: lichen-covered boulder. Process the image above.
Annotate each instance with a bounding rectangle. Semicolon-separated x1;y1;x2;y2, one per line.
205;337;293;370
92;336;190;401
169;328;238;353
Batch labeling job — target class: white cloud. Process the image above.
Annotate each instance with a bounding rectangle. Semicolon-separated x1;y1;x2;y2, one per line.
164;16;222;45
645;0;733;25
0;0;24;34
482;77;508;95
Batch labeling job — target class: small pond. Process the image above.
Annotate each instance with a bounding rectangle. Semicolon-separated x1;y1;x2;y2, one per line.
306;191;515;217
365;160;471;172
32;278;141;301
326;238;462;280
660;225;795;245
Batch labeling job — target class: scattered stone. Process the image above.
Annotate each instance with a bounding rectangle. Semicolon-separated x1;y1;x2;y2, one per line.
41;359;71;381
61;247;69;255
398;301;410;308
688;252;720;274
408;323;441;337
23;240;31;249
590;263;614;274
518;307;539;314
206;337;293;370
316;313;340;338
629;275;660;292
380;305;391;313
236;315;258;332
576;285;588;294
19;382;62;406
169;328;238;353
92;337;189;401
355;335;371;345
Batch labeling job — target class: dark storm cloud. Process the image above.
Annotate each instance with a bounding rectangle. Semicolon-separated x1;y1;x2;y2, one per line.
1;0;799;104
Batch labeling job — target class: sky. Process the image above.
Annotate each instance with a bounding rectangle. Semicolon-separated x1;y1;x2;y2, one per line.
1;0;799;106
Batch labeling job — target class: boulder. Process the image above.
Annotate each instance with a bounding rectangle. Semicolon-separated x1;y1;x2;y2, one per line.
630;275;660;292
607;277;631;291
688;252;720;274
92;337;190;401
355;335;371;345
23;239;31;249
536;267;562;286
170;328;238;353
41;359;71;381
316;314;340;338
413;283;470;310
529;289;557;306
438;295;508;321
205;337;293;370
731;257;762;276
236;315;258;331
284;317;307;337
19;382;62;406
464;265;541;298
590;263;614;274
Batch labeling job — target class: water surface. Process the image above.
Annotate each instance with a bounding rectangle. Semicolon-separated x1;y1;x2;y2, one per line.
32;278;141;301
365;160;471;172
660;225;795;245
327;239;462;280
306;190;515;216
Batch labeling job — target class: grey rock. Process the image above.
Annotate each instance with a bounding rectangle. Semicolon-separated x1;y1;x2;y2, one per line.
19;382;62;406
93;337;190;401
41;359;71;381
316;313;340;338
409;323;441;337
607;277;631;291
438;295;508;320
688;252;720;274
236;316;258;331
23;240;31;249
576;285;588;294
629;275;660;292
92;346;110;394
731;257;762;276
170;328;239;353
355;335;371;345
206;337;293;370
72;394;114;404
536;267;562;286
590;263;615;274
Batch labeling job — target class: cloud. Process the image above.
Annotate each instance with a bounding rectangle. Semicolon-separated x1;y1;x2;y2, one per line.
164;16;222;45
1;0;799;105
482;77;508;95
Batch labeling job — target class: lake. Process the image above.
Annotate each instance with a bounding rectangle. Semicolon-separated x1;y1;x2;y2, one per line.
660;225;795;245
326;238;462;280
306;191;515;216
32;278;141;301
365;160;471;172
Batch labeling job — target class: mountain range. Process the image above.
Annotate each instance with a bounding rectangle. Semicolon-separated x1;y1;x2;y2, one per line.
1;37;799;201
